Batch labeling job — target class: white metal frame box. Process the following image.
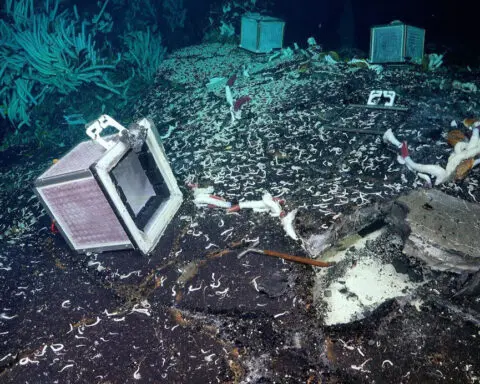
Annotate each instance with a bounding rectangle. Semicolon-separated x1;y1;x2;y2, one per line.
369;21;425;64
240;13;285;53
34;115;183;255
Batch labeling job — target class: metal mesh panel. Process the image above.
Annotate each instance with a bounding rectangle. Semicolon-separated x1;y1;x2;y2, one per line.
405;26;425;63
39;141;106;179
240;17;259;52
259;21;284;52
371;25;404;63
39;177;130;249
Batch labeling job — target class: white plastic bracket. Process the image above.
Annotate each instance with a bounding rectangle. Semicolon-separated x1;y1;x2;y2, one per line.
382;91;396;106
86;114;128;150
367;90;396;107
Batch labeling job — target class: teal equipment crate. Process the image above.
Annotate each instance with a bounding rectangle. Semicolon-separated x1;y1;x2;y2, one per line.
369;21;425;64
240;13;285;53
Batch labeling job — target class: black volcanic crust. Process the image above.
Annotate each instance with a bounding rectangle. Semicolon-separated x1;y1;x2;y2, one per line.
1;44;479;383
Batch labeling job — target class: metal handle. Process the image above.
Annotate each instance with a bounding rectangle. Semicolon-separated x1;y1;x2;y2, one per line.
86;114;128;150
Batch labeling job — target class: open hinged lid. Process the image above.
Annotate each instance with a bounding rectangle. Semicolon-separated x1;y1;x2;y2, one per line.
89;115;182;254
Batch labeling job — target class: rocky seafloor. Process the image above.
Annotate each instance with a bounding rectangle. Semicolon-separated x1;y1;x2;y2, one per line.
1;43;480;383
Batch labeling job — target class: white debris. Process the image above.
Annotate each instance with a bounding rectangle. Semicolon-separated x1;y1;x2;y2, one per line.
314;229;421;325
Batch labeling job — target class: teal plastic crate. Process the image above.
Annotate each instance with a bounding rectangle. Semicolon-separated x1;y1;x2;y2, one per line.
369;21;425;64
240;13;285;53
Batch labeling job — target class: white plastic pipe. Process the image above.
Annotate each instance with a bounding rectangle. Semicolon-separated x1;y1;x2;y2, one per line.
239;200;269;210
262;193;282;217
194;195;231;208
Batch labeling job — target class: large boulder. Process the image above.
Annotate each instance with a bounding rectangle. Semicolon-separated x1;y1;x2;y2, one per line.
392;189;480;272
